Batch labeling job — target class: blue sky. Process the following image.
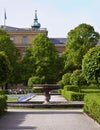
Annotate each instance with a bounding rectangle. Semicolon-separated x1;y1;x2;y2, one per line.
0;0;100;37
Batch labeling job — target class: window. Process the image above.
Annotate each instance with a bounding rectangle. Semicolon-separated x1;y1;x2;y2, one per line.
22;36;27;44
10;36;14;42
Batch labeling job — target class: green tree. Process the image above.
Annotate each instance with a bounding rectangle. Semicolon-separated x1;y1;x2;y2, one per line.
70;69;87;91
63;23;100;72
28;33;62;84
0;29;20;83
20;47;35;84
58;73;72;88
82;46;100;84
0;51;11;87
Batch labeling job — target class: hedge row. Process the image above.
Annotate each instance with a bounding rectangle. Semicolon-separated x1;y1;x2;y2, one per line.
59;85;100;101
61;89;85;101
81;89;100;93
84;94;100;124
0;95;7;115
63;85;79;92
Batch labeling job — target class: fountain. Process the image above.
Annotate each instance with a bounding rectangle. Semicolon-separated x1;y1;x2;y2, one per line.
33;84;59;104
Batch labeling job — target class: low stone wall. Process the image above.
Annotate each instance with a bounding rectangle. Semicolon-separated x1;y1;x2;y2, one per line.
7;101;84;108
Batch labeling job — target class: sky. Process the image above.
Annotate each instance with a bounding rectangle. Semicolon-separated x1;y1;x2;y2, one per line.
0;0;100;37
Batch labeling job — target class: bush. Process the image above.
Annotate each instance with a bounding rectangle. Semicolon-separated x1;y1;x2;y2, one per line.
28;76;45;87
84;94;100;124
64;85;79;92
0;89;8;94
81;89;100;93
58;73;72;88
88;84;100;89
0;95;7;115
70;70;87;86
61;90;85;101
82;46;100;84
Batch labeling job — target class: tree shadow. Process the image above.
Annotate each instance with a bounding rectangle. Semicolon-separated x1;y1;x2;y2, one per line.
0;110;83;130
0;111;37;130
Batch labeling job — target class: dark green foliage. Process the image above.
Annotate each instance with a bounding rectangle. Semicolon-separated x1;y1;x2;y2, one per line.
0;51;11;86
27;33;62;84
82;46;100;84
64;85;79;92
70;70;87;91
0;95;7;115
20;48;35;82
58;73;72;87
84;94;100;123
81;84;100;89
81;89;100;93
63;23;100;72
0;29;21;84
0;89;8;94
61;90;85;101
28;76;45;87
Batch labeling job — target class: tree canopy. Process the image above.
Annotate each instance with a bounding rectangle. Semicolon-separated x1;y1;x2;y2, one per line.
82;46;100;84
0;51;11;86
0;29;20;83
26;33;62;84
63;23;100;72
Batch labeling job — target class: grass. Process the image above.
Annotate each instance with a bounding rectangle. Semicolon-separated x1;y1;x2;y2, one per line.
7;94;26;102
7;97;18;102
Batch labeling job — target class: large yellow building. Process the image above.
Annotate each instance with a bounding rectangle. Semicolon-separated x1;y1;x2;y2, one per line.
0;10;66;55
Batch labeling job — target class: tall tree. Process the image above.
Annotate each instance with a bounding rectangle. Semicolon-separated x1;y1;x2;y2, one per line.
63;23;100;72
27;33;62;84
0;51;11;87
20;47;35;84
0;29;21;83
32;34;62;83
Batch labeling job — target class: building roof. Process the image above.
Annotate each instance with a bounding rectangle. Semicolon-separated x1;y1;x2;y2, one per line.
50;38;66;44
0;25;47;32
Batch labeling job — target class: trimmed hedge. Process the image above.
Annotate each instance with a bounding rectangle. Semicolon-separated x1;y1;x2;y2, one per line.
61;89;85;101
81;89;100;93
0;90;8;94
0;95;7;115
84;94;100;124
64;85;79;92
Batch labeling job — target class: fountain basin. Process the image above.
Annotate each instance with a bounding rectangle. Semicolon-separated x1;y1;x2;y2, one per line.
33;84;59;104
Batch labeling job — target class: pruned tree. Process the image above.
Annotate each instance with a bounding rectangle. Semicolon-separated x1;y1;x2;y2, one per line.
82;46;100;85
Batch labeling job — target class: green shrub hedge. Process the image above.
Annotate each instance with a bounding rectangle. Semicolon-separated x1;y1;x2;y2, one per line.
0;89;8;94
61;89;85;101
64;85;79;92
0;95;7;115
84;94;100;124
81;89;100;93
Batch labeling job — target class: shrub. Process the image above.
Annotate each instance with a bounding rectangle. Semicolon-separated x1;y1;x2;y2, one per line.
0;89;8;94
84;94;100;123
64;85;79;92
0;95;7;115
58;73;72;88
82;46;100;84
81;89;100;93
28;76;45;87
62;73;72;85
61;90;85;101
70;70;87;91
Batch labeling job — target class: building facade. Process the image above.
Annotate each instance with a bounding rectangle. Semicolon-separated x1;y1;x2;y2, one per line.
0;10;66;55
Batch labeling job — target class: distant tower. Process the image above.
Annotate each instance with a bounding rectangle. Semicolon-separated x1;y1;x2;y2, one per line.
31;10;41;29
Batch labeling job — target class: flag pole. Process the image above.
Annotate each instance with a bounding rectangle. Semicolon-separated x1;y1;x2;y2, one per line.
4;9;6;29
